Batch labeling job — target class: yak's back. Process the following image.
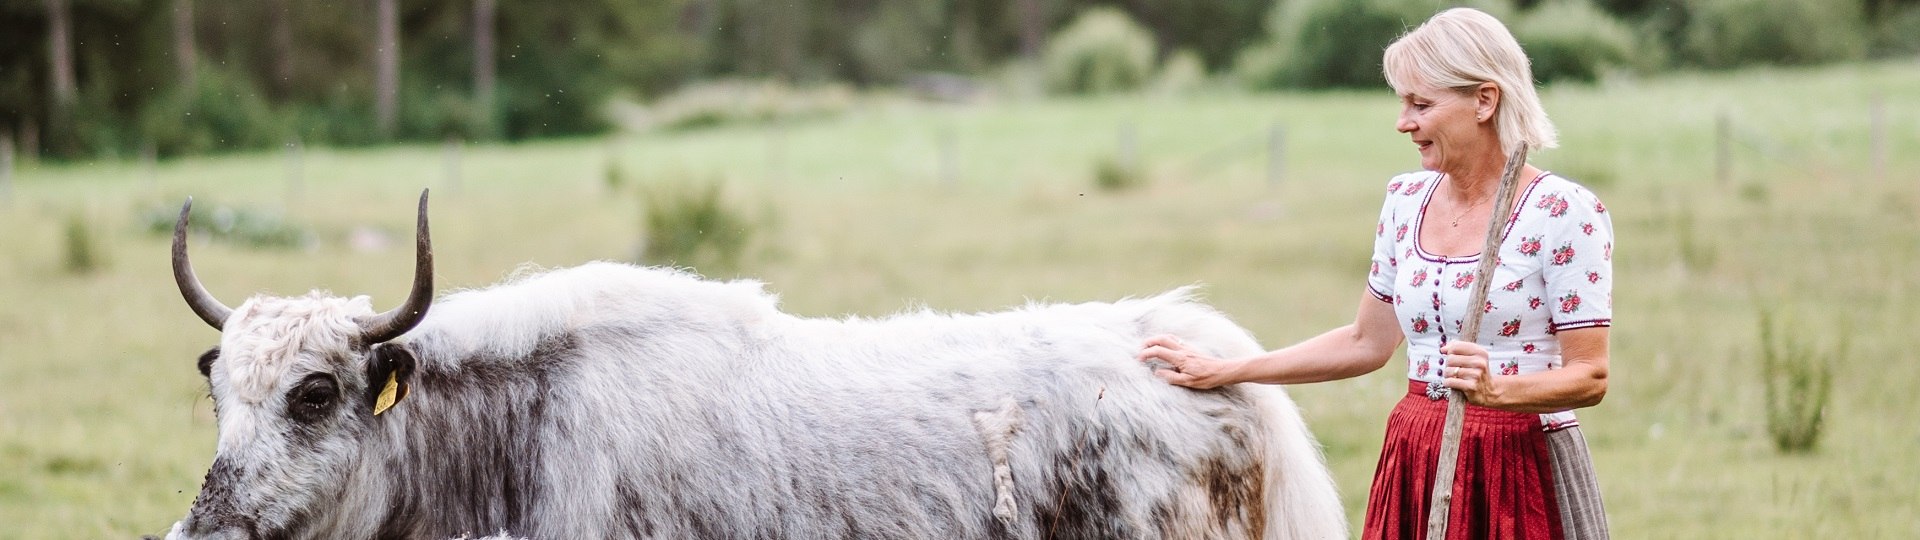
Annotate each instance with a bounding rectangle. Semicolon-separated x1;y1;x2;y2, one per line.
398;262;1343;539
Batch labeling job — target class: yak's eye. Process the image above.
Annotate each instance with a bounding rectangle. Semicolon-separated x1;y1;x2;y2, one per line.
289;376;338;424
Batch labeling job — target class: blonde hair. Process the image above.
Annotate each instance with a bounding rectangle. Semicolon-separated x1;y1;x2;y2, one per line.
1383;7;1557;154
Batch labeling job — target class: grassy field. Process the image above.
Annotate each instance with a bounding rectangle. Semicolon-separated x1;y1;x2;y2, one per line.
2;61;1918;538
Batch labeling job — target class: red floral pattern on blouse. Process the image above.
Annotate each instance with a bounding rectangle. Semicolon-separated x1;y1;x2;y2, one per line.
1365;173;1613;430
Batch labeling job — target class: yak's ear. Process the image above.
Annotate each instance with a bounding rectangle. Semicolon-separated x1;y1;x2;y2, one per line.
365;344;417;417
197;347;220;378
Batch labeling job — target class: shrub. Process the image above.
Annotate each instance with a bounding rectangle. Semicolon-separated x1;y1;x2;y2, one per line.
1043;7;1158;95
138;67;288;158
1681;0;1867;68
402;90;492;141
1757;309;1836;454
1238;0;1503;89
1870;5;1920;58
604;157;627;193
1514;0;1637;83
1152;49;1210;95
141;201;313;250
1093;155;1145;192
620;80;855;133
63;214;101;274
848;0;950;84
638;180;759;272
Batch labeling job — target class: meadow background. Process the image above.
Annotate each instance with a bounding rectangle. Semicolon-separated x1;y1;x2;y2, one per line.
5;0;1920;537
1;60;1916;538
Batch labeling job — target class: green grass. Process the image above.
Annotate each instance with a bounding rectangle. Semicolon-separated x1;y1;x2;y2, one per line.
3;60;1919;538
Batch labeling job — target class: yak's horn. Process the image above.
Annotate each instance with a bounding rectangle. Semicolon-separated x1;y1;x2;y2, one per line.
359;190;435;344
173;198;233;330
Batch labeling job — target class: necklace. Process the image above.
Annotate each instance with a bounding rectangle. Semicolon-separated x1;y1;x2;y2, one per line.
1446;192;1494;227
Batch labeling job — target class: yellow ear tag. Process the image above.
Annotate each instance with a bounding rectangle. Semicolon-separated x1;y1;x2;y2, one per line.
372;372;400;416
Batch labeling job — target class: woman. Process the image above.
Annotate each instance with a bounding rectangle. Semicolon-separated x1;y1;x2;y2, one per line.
1137;8;1610;540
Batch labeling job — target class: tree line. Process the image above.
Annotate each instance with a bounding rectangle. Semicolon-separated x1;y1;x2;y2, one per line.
1;0;1915;160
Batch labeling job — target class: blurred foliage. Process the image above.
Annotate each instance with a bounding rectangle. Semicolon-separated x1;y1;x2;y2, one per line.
1514;0;1637;83
0;0;1912;159
1869;4;1920;57
1237;0;1507;90
1091;153;1145;192
1043;7;1157;95
1680;0;1868;68
62;213;100;274
638;179;760;273
1152;49;1209;95
139;67;287;159
1758;309;1836;454
141;201;314;250
604;156;628;193
615;79;855;133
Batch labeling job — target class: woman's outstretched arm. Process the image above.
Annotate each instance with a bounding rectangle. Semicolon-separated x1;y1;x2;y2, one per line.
1139;290;1404;389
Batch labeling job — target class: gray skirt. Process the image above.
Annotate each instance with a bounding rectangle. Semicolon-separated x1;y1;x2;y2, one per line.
1546;426;1610;540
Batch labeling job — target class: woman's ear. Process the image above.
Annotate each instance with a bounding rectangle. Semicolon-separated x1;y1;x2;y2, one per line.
1475;82;1501;123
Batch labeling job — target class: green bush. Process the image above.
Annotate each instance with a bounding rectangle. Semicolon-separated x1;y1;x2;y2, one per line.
1092;154;1146;192
1153;49;1210;95
849;0;951;84
638;180;759;272
1043;7;1158;95
1758;310;1836;454
1240;0;1519;89
1682;0;1868;68
1238;0;1415;89
402;89;492;141
622;80;855;133
1515;0;1638;83
63;214;101;274
287;88;382;148
138;67;288;158
1870;5;1920;58
141;201;313;250
604;157;628;193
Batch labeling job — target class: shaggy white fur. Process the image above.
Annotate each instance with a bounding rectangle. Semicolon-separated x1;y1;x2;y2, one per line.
168;262;1346;539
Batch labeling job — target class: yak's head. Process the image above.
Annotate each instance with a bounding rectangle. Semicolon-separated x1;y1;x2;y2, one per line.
163;192;434;540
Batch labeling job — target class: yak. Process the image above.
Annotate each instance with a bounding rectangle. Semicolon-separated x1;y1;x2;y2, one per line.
158;191;1344;539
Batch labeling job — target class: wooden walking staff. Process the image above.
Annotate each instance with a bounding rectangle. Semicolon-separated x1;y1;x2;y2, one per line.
1425;146;1529;539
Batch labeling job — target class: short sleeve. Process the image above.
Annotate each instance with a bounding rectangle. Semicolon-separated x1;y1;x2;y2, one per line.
1537;185;1613;330
1365;179;1403;303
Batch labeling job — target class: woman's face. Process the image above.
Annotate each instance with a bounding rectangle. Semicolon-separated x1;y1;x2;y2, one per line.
1394;84;1487;173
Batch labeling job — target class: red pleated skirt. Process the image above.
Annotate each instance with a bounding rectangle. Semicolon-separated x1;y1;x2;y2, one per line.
1362;381;1564;540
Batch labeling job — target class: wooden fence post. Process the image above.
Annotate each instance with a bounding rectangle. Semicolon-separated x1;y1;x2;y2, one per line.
1267;123;1286;189
1715;111;1731;187
141;140;157;189
767;118;787;186
938;127;957;188
1870;93;1886;184
285;138;304;203
443;136;463;194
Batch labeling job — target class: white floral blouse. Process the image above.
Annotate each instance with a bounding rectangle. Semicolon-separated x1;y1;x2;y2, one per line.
1366;171;1614;430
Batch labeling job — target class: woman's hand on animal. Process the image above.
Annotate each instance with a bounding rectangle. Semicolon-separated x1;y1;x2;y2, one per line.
1439;340;1504;407
1138;335;1236;389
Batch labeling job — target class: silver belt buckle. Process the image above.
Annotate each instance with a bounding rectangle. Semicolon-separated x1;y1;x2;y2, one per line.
1424;381;1448;401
